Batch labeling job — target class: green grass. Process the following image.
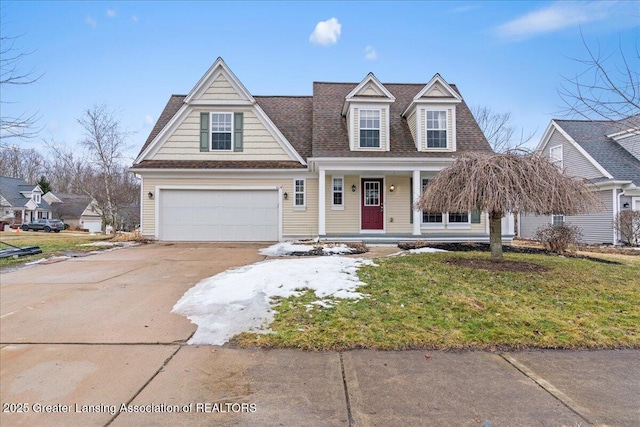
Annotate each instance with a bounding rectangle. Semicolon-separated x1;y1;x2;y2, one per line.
234;252;640;351
0;231;113;269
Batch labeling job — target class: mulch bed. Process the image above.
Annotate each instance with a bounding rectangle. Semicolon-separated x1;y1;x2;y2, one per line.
398;242;621;265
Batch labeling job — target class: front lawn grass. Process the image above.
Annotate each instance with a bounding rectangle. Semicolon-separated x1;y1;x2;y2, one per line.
235;251;640;351
0;232;112;269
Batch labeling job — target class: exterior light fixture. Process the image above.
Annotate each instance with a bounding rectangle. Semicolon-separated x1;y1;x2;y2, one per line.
351;184;357;192
283;192;288;200
623;202;629;208
389;184;395;193
147;192;154;199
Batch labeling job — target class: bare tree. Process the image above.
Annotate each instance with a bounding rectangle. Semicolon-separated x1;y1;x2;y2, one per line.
0;145;44;182
558;34;640;128
471;105;534;152
77;104;131;228
0;31;42;143
416;151;601;261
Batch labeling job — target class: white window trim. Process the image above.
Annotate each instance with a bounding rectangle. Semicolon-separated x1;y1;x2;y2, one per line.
331;176;344;210
550;145;563;169
425;108;448;150
358;109;381;149
447;212;471;229
420;178;445;228
210;112;234;151
293;178;306;210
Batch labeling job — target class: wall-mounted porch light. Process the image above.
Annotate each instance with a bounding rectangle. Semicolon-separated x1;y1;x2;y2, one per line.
147;192;154;199
351;184;357;193
389;184;395;193
283;192;288;200
623;202;630;208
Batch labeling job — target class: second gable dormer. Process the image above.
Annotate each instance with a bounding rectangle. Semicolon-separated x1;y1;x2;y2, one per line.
403;74;461;152
342;73;395;152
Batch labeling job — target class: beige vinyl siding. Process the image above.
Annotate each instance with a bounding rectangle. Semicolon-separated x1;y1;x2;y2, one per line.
520;190;614;244
325;175;360;234
153;109;291;161
617;133;640;160
361;85;380;96
408;110;417;148
386;176;412;233
140;176;318;238
200;74;243;101
543;129;605;180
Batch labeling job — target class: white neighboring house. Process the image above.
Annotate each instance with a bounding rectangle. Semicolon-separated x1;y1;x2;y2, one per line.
519;116;640;244
0;176;52;226
43;193;103;232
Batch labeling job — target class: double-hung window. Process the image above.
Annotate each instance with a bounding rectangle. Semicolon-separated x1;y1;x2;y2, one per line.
359;110;380;148
550;146;563;170
332;177;344;208
426;110;447;148
294;179;305;208
448;212;469;223
421;179;443;224
552;215;564;226
211;112;233;150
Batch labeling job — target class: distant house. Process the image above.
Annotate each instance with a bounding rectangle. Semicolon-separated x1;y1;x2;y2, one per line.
519;116;640;244
0;176;52;225
44;193;103;232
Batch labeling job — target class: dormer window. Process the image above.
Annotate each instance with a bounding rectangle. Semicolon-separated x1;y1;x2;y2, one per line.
33;193;41;203
211;112;233;150
359;110;380;148
426;110;447;148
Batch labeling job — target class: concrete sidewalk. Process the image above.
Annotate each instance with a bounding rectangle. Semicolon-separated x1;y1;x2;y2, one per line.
1;243;638;426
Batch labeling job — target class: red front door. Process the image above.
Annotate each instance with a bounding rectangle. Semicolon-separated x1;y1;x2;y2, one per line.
361;179;384;230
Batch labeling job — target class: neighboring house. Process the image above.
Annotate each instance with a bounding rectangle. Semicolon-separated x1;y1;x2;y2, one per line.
131;58;514;242
44;193;103;232
519;116;640;245
0;176;52;226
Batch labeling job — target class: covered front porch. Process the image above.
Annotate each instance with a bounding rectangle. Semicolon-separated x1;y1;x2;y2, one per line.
311;158;514;243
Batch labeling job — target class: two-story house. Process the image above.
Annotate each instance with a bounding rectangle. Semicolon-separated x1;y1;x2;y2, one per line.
519;116;640;244
131;58;512;242
0;176;52;226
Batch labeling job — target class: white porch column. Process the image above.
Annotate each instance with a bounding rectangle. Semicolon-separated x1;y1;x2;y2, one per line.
318;169;326;236
412;170;421;235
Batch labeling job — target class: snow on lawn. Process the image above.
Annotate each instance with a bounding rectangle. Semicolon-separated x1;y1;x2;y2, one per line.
172;256;375;345
408;247;449;254
259;242;356;256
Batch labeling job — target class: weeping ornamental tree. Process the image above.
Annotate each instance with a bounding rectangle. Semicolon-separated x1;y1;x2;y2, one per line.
416;152;601;261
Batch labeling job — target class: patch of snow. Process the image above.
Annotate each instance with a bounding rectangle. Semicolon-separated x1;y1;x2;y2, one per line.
322;244;355;255
79;241;118;247
408;247;449;254
24;256;70;266
172;256;375;345
259;242;316;256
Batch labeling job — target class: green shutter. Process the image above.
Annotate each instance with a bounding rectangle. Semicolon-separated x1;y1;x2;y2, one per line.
200;112;209;152
471;210;481;224
234;112;243;152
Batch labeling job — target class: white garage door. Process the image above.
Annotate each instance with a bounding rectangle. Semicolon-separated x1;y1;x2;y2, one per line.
159;189;279;241
83;220;102;233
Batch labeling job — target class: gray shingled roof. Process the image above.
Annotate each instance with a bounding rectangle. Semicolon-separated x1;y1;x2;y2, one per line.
555;116;640;186
134;80;491;169
0;176;51;210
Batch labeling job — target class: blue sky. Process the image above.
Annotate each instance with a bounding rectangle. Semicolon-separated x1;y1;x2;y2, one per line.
2;1;638;160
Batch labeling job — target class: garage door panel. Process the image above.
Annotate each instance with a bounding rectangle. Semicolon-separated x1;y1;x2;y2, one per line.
159;189;279;241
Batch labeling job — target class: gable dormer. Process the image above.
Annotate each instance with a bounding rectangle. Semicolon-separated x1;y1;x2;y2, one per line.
402;74;461;152
342;73;395;152
607;126;640;161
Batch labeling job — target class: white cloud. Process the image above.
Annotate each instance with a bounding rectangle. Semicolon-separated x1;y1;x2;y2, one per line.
364;45;378;60
85;16;97;27
144;115;154;126
495;1;610;40
106;9;116;18
309;17;341;46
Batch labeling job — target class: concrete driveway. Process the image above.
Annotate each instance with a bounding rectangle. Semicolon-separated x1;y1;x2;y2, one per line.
1;243;638;426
